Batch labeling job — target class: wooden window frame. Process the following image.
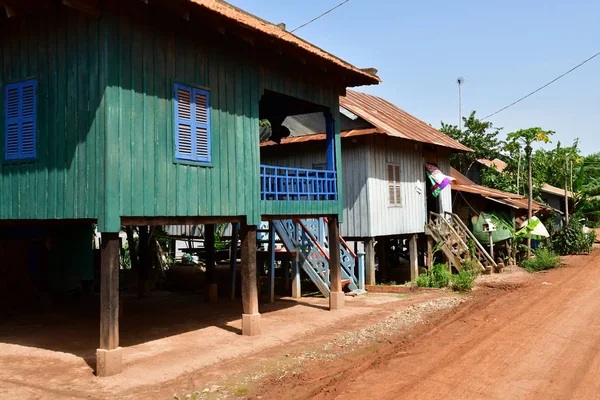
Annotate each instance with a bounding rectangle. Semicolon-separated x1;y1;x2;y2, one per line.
387;162;402;207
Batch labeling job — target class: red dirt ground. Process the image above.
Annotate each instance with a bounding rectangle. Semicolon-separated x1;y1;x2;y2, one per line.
251;249;600;400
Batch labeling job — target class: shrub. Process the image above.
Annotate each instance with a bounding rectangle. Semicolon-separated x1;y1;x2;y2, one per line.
430;263;451;288
416;273;430;288
451;270;476;292
520;248;562;272
553;220;595;255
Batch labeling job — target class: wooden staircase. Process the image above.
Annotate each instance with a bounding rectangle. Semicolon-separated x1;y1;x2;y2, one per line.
425;212;497;273
272;218;364;297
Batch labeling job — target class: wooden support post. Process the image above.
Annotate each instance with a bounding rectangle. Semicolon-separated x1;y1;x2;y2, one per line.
292;255;301;298
138;226;150;298
284;259;290;292
268;222;276;304
409;234;419;282
365;237;376;285
205;224;217;303
426;236;434;269
324;112;336;171
377;238;388;282
328;217;344;310
230;222;239;300
97;232;123;377
241;223;260;336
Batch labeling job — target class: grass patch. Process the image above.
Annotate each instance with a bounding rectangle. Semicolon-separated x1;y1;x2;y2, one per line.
521;248;562;272
450;270;476;292
233;387;249;397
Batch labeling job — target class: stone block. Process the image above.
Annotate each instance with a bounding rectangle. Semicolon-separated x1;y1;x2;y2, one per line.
242;313;261;336
96;347;123;377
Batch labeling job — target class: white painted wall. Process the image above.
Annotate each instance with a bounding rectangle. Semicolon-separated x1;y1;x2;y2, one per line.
261;136;454;239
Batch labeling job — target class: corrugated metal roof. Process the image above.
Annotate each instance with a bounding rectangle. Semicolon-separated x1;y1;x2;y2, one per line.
187;1;380;87
477;158;508;172
541;184;574;199
340;90;473;152
261;128;379;147
450;167;554;213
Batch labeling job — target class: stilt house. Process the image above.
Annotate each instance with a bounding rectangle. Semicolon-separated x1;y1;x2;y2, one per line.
0;0;379;376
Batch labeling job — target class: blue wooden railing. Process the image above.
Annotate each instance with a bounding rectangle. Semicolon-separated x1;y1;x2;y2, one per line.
260;165;337;201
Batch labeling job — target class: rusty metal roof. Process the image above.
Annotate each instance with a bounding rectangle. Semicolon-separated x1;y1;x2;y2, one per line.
477;158;508;172
541;184;574;199
187;1;381;87
450;168;554;213
260;128;378;147
339;90;473;152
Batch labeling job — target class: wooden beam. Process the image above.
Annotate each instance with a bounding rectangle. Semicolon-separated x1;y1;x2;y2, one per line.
409;234;419;282
365;237;376;285
100;232;120;350
121;216;241;226
240;222;260;335
241;223;258;315
205;224;215;284
62;0;100;16
328;217;344;310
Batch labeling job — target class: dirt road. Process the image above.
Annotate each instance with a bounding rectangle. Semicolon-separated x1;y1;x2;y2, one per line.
253;250;600;400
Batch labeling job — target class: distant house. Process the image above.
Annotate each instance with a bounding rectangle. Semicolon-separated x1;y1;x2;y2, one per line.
471;159;572;227
451;167;554;227
261;90;472;284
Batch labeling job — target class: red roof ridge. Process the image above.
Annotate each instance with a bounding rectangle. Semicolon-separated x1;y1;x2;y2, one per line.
188;0;381;86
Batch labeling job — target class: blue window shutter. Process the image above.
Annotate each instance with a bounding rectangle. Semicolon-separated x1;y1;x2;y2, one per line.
174;84;194;161
4;79;37;161
192;88;211;163
174;83;211;163
20;81;37;159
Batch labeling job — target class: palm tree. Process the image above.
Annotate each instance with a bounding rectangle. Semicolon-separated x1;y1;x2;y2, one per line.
507;128;554;257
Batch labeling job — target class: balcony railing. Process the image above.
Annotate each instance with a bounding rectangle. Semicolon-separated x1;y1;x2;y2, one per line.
260;165;337;201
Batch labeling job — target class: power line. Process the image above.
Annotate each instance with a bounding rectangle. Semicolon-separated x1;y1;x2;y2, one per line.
482;50;600;120
290;0;351;33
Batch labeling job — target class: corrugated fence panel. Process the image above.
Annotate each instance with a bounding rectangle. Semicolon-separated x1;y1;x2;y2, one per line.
0;8;103;220
367;136;426;237
340;143;370;238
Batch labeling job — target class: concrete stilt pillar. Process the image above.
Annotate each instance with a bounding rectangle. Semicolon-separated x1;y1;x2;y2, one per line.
365;237;376;285
97;232;123;377
204;224;218;304
291;255;301;298
241;223;260;336
328;217;344;310
409;234;419;282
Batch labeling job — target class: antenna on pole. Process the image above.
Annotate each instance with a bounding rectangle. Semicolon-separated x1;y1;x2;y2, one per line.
457;77;464;132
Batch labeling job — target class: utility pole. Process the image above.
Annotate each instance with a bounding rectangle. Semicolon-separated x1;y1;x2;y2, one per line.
457;77;464;132
517;151;522;196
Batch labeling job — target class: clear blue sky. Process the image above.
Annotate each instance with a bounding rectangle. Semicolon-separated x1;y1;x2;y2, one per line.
229;0;600;154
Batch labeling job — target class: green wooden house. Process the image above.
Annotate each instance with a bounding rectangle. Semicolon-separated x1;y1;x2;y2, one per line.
0;0;379;376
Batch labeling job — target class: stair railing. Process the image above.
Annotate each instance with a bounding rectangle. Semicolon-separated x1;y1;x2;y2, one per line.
445;212;498;271
322;217;359;289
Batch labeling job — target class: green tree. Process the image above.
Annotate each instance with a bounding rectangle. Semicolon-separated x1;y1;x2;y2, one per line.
440;111;503;174
506;128;554;257
573;152;600;225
